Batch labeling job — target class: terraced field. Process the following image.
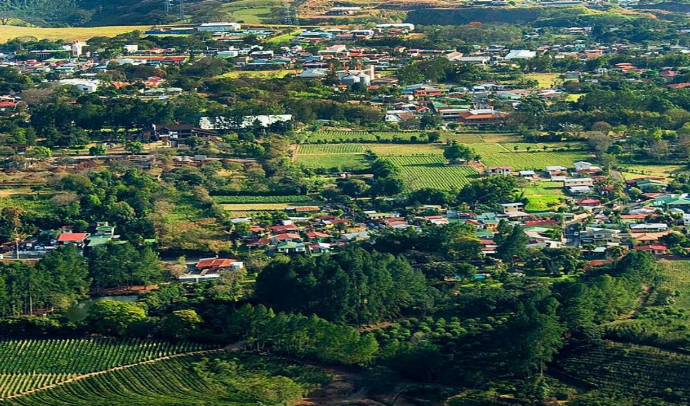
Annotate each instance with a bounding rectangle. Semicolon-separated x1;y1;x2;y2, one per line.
384;156;479;190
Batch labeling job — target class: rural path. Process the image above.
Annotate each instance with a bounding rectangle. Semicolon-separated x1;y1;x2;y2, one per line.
4;342;244;401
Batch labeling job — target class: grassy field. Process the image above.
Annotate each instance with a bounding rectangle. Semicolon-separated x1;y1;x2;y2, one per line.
296;154;369;171
522;180;566;212
565;93;586;102
524;73;562;89
472;144;590;170
219;0;283;24
0;25;149;42
0;192;55;214
619;164;685;180
385;156;479;190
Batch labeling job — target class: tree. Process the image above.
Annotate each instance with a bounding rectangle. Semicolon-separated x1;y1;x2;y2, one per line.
158;309;202;339
35;245;90;310
341;179;369;198
255;246;432;324
86;300;147;336
26;146;52;160
125;141;144;155
649;139;669;162
495;221;528;266
0;206;23;244
443;142;474;164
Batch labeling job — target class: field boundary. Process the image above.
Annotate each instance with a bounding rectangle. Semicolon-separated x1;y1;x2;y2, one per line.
2;345;235;401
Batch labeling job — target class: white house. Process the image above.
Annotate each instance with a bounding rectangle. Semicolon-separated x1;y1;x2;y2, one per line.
59;79;100;93
505;50;537;60
198;22;241;32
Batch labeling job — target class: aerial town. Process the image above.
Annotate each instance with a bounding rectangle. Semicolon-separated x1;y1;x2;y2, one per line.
0;0;688;405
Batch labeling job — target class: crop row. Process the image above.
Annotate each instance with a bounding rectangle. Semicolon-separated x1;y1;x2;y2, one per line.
384;156;479;190
304;131;427;143
297;144;365;155
0;338;212;374
212;195;314;204
556;341;690;401
4;356;217;405
0;373;74;398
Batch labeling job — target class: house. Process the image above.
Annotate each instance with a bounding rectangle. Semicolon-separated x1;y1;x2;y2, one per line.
519;170;536;179
57;232;90;247
580;227;621;243
504;50;536;60
198;22;241;32
546;166;568;179
196;257;244;272
458;109;508;125
564;178;594;188
488;166;511;176
501;203;524;213
574;161;601;174
629;223;668;232
634;245;667;255
276;241;307;254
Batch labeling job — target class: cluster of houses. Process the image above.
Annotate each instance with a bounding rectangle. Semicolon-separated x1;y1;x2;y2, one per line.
0;222;123;258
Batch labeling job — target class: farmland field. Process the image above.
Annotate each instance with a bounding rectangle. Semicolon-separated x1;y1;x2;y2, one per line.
384;156;479;190
605;260;690;350
619;164;685;180
0;338;212;374
221;202;317;211
296;154;369;170
302;131;428;143
472;144;590;170
0;25;148;42
0;338;214;400
4;354;329;405
297;144;366;154
555;340;690;404
212;195;314;204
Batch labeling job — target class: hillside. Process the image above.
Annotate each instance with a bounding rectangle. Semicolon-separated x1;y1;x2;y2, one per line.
0;0;260;27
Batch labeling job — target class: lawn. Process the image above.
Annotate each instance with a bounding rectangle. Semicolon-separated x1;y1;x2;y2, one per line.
523;180;566;197
384;156;479;190
0;25;149;42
